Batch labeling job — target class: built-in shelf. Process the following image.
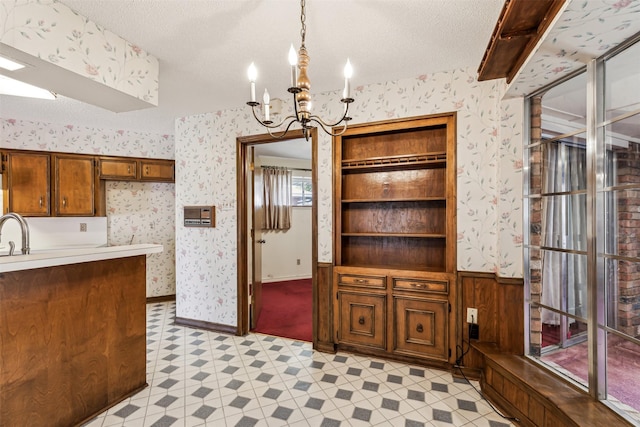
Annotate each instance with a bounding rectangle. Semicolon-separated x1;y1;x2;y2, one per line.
342;152;447;173
342;197;446;203
342;233;446;238
333;113;457;368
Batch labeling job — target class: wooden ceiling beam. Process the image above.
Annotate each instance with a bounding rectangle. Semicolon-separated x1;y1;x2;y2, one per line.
477;0;565;83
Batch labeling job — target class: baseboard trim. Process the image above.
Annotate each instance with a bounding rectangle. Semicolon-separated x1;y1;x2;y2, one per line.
262;276;312;284
146;294;176;304
175;316;237;335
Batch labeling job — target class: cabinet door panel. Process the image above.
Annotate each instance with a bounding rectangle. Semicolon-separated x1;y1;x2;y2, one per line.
4;153;50;216
99;158;137;180
393;297;448;361
140;160;174;182
55;156;94;216
337;291;386;349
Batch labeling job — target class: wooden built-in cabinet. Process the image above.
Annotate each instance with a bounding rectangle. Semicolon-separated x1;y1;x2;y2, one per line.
333;113;456;367
139;159;174;181
1;151;95;216
98;157;138;180
1;150;175;217
98;157;174;182
1;151;51;216
54;154;96;216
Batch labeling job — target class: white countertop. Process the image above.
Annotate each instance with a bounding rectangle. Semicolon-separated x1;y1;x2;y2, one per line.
0;244;163;273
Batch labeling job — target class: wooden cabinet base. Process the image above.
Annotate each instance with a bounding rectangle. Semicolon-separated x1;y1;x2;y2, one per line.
0;256;147;427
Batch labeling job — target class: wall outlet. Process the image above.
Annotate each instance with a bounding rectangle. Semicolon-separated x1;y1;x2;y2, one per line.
466;307;478;324
80;223;87;232
297;259;300;265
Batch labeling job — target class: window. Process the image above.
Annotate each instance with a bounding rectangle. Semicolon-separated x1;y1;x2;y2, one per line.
525;36;640;424
291;175;312;206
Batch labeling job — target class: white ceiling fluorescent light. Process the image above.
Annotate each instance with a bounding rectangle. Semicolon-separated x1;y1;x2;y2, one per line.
0;75;57;100
0;54;25;71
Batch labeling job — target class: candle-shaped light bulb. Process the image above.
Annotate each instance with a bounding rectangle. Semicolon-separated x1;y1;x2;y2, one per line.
263;88;270;121
288;44;298;88
248;62;257;102
343;58;353;99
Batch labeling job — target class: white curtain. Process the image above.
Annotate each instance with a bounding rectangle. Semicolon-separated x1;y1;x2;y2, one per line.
541;142;587;324
262;167;292;230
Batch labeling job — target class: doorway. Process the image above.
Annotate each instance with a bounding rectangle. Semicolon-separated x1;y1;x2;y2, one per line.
236;129;318;344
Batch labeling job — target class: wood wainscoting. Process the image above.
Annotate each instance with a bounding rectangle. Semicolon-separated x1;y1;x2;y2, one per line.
458;272;632;426
457;271;524;375
315;262;335;353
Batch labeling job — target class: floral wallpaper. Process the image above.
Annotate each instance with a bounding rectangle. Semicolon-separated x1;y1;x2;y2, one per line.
498;97;524;278
0;0;159;105
175;113;238;325
175;67;520;325
507;0;640;97
0;117;175;297
106;181;175;297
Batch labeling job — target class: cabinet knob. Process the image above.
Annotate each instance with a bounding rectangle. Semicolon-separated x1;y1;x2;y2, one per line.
62;197;67;208
145;165;149;175
411;283;426;289
358;316;365;325
354;278;369;284
39;196;43;208
127;165;131;173
416;323;423;333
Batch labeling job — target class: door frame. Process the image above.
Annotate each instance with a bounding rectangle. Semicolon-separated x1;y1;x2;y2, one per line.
236;128;319;343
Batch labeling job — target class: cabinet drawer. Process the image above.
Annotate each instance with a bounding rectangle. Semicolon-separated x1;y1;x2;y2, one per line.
393;277;448;294
337;273;386;289
337;291;386;350
393;296;448;361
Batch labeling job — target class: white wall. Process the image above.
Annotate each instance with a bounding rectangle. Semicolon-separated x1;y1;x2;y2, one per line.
261;207;312;282
0;216;107;254
257;155;312;282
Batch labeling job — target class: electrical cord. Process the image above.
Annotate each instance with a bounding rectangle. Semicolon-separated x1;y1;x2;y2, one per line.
454;325;520;424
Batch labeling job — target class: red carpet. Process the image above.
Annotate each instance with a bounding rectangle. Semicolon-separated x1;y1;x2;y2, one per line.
542;333;640;411
253;279;312;342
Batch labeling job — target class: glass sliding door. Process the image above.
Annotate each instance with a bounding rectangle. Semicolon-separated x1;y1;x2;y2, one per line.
599;37;640;418
525;35;640;424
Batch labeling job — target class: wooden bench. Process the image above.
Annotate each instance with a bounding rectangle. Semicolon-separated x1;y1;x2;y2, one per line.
472;342;632;427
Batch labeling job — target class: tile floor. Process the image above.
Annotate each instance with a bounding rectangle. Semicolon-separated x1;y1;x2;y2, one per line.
83;302;514;427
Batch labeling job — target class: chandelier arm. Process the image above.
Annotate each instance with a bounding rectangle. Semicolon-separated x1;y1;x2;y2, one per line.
308;103;351;128
249;104;298;129
308;117;349;137
265;118;302;139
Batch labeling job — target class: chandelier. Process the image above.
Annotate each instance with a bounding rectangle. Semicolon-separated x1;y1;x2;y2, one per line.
246;0;354;141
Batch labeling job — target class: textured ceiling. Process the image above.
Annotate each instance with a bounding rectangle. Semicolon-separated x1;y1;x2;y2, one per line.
0;0;504;135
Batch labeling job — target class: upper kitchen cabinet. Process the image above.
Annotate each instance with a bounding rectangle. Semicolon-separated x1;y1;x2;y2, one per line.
98;157;138;180
1;151;51;216
98;157;174;182
139;159;174;182
54;154;96;216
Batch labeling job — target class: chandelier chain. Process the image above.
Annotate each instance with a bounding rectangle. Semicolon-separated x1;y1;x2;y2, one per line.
300;0;306;47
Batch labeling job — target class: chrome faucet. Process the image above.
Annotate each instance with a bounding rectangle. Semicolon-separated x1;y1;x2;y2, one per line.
0;212;30;255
